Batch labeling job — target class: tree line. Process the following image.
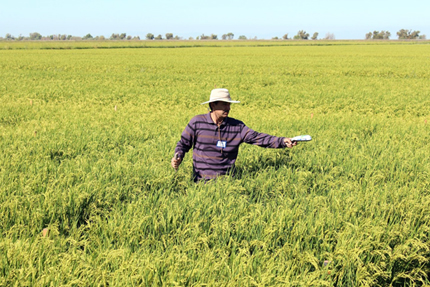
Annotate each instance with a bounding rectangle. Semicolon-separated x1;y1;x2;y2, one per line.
1;29;427;41
1;31;325;41
272;31;329;40
365;29;426;40
2;32;141;41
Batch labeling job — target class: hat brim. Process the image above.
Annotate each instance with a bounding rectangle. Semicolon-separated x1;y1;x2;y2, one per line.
201;99;240;105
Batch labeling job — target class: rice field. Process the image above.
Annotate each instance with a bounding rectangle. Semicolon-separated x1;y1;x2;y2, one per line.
1;41;430;286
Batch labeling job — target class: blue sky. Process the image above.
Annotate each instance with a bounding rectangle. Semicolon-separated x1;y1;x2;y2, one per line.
1;0;429;40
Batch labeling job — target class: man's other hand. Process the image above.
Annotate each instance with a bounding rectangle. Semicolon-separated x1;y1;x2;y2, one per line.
171;155;182;170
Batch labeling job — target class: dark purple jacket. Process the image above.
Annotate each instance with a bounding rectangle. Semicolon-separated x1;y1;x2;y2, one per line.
175;112;286;181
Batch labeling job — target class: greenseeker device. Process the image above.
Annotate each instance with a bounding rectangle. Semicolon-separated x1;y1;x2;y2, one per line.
291;135;312;142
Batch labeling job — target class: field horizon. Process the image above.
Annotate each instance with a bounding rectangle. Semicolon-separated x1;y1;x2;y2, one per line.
1;39;429;51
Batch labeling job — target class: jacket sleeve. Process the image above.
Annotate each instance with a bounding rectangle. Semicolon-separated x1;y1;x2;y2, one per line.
174;119;196;158
241;124;286;148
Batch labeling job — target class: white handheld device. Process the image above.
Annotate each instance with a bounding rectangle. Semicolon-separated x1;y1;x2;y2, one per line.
291;135;312;142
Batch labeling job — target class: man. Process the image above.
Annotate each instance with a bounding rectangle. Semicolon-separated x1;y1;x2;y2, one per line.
171;88;297;181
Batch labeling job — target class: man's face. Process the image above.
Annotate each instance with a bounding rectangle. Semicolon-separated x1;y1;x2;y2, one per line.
211;101;231;119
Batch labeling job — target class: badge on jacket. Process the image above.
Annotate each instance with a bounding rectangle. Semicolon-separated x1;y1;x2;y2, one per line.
216;140;227;149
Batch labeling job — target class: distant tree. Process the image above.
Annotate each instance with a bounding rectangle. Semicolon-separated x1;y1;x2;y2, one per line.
67;35;73;40
133;36;140;40
5;33;13;40
411;31;421;39
165;33;173;40
222;34;227;40
146;33;154;40
200;34;210;40
17;34;24;41
29;32;42;40
324;32;335;40
419;34;426;40
373;31;380;39
382;31;391;39
238;35;247;40
227;32;234;40
110;33;119;40
174;35;180;40
99;35;105;40
59;34;67;40
294;30;309;40
282;34;289;40
119;33;127;40
211;34;218;40
367;30;391;40
196;36;200;40
272;36;279;40
311;32;319;40
397;29;407;39
397;29;420;39
189;36;194;40
83;33;93;40
155;34;163;40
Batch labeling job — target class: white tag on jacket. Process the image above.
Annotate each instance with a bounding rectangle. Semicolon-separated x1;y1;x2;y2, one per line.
216;140;227;149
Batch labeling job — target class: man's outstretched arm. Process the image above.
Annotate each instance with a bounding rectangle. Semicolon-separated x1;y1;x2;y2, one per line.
241;126;297;148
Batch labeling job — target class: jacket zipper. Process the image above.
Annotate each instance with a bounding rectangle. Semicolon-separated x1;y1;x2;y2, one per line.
217;126;223;155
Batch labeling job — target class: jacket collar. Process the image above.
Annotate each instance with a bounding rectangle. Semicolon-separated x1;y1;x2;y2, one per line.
206;112;227;127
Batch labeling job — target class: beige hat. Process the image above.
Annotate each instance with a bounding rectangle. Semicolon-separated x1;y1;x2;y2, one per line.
201;88;240;105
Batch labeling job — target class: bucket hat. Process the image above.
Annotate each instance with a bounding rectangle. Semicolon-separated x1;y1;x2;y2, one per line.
201;88;240;105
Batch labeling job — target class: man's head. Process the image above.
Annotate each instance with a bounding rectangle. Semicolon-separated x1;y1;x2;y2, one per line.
209;101;231;120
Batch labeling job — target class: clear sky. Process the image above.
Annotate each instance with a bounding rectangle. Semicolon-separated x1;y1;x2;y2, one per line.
1;0;429;40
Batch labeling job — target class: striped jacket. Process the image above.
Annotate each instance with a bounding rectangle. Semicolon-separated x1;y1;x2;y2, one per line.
175;112;287;181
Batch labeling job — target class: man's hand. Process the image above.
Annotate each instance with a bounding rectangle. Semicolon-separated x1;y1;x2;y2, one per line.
284;138;298;148
171;153;182;170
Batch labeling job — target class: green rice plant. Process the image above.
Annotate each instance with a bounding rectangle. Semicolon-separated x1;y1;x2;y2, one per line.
1;41;429;285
